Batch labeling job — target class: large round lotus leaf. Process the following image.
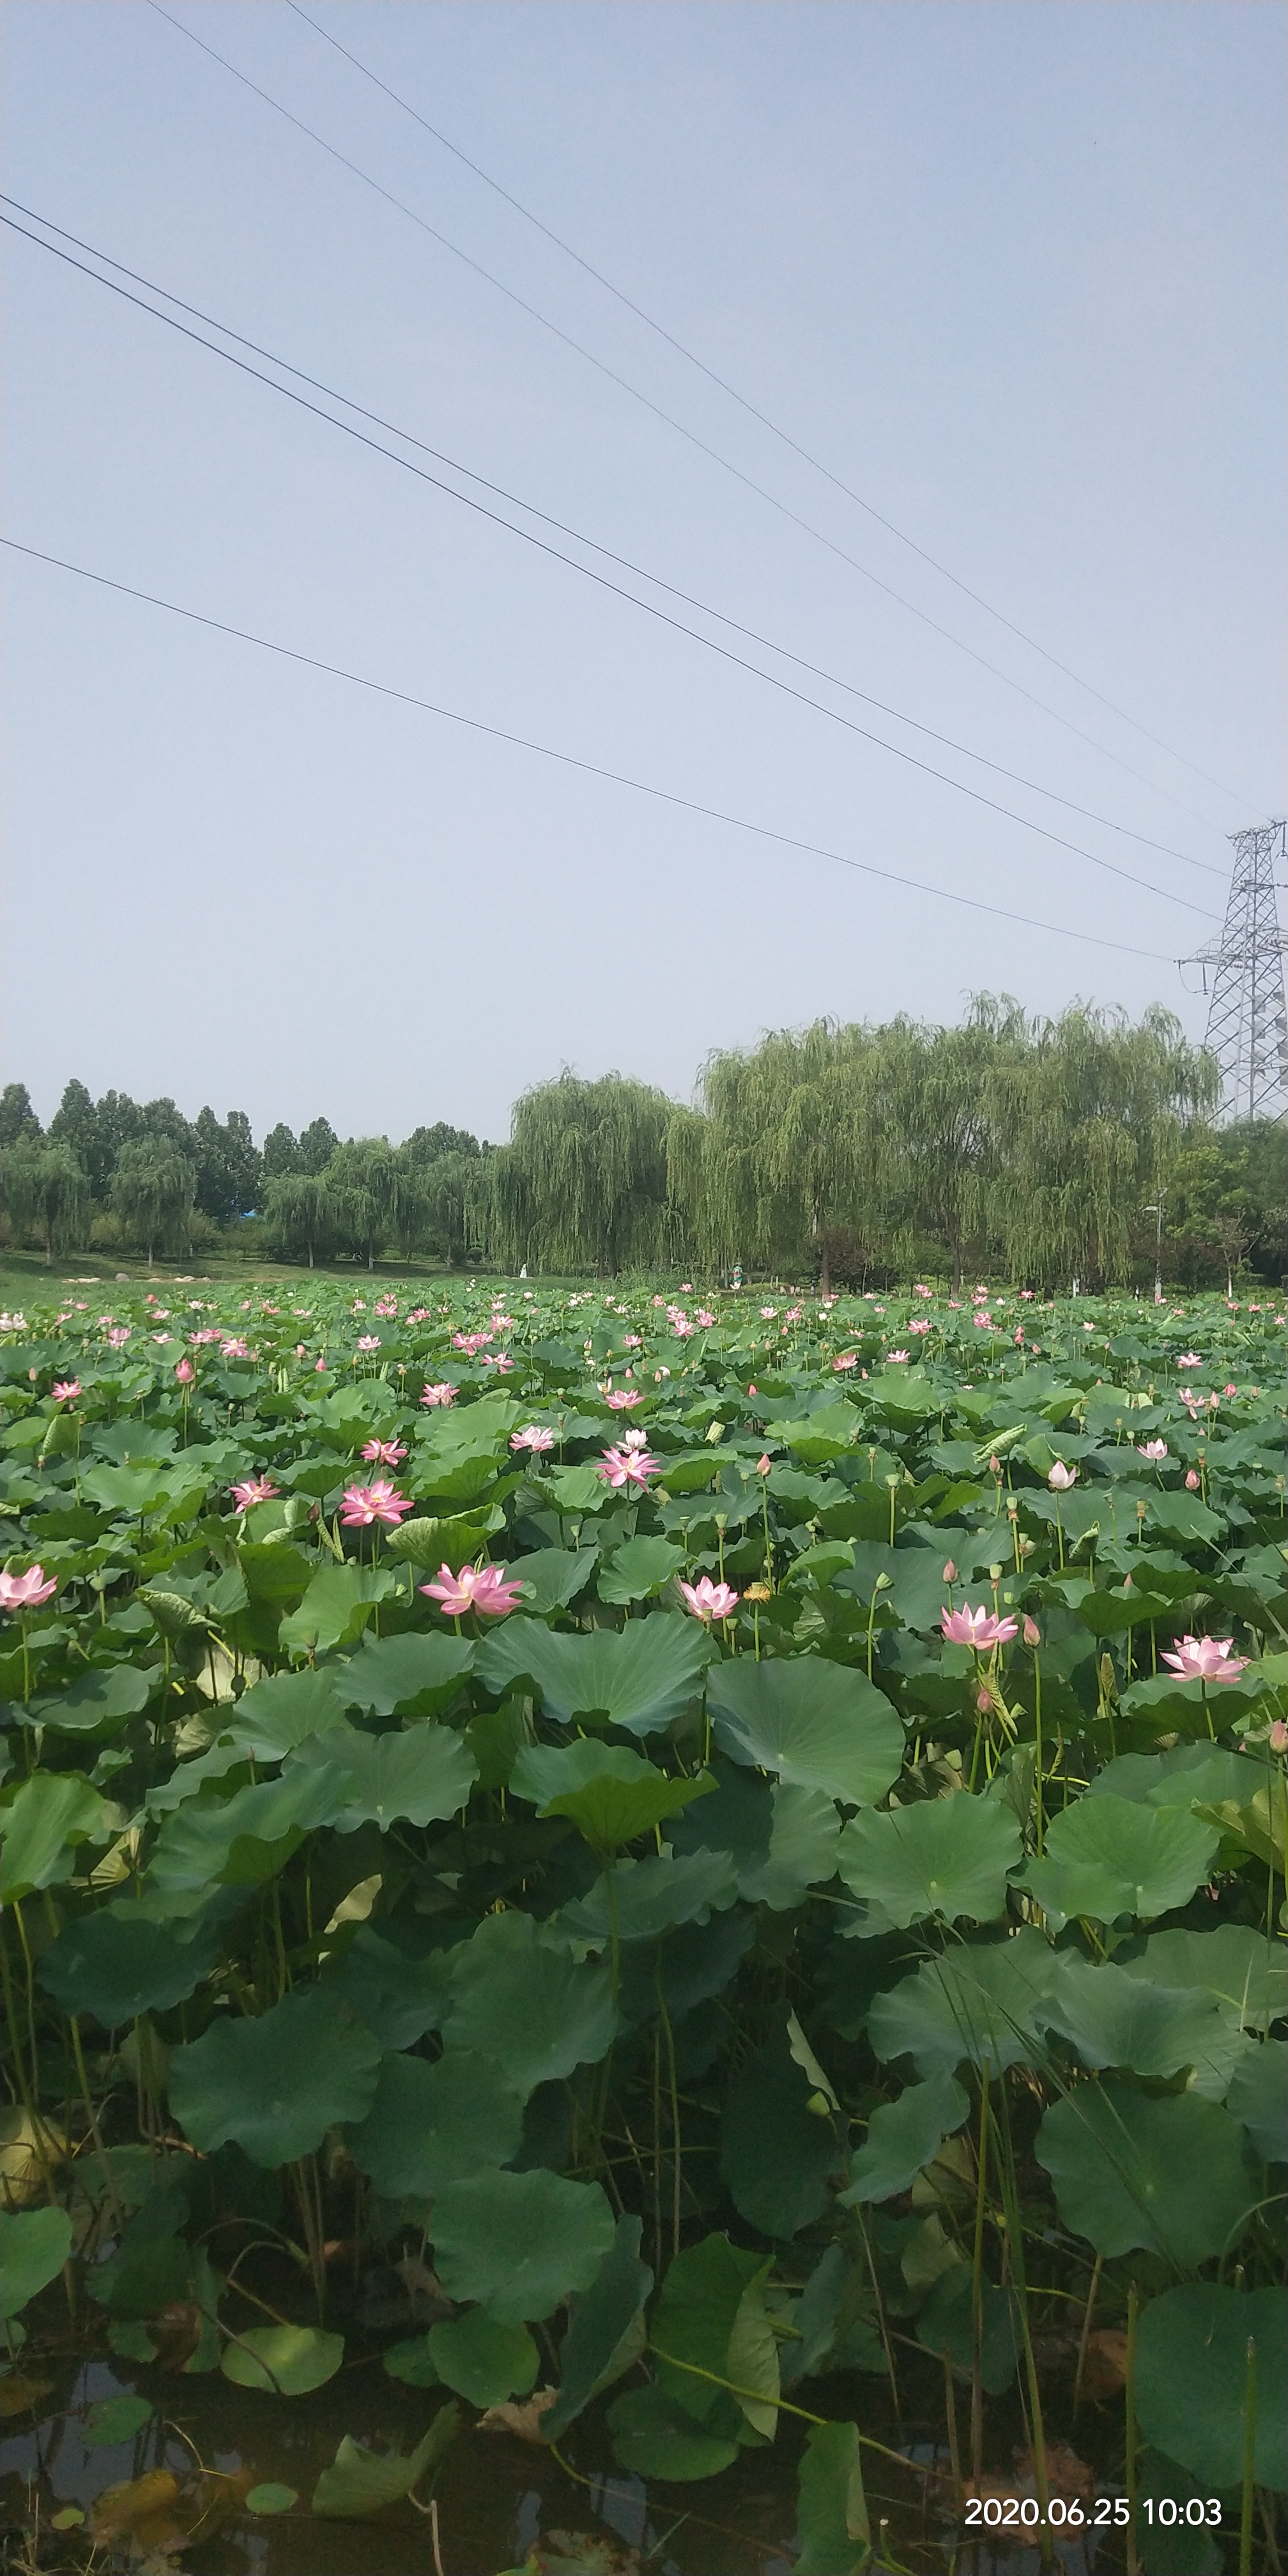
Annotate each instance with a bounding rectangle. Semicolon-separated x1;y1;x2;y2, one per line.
556;1850;739;1950
219;1666;348;1759
1022;1793;1218;1924
1225;2041;1288;2161
737;1783;841;1910
286;1721;477;1830
707;1657;903;1807
1038;1955;1238;2089
719;2030;840;2239
510;1738;716;1855
1114;1925;1287;2028
841;2073;970;2207
336;1631;475;1716
220;2325;344;2395
169;1988;383;2165
868;1929;1059;2076
651;2230;766;2428
608;2381;740;2480
0;1773;111;1903
440;1910;615;2095
146;1764;343;1902
504;1547;599;1618
477;1614;714;1738
321;1926;455;2050
543;2216;652;2441
36;1903;223;2027
346;2049;524;2196
0;2206;73;2336
837;1797;1020;1928
25;1663;152;1735
597;1537;686;1606
431;2168;615;2322
1034;2080;1258;2266
1135;2285;1287;2491
427;2311;538;2407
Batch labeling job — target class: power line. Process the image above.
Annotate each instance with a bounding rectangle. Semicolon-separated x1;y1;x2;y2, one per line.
3;211;1220;924
2;537;1186;968
144;0;1240;837
286;0;1266;818
1;195;1223;887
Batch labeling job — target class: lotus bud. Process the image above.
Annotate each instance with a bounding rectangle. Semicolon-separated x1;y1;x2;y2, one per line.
1022;1615;1041;1648
989;1454;1001;1475
942;1560;958;1583
989;1565;1002;1584
1185;1469;1200;1490
757;1455;772;1475
174;1358;194;1384
976;1685;992;1715
1269;1721;1288;1756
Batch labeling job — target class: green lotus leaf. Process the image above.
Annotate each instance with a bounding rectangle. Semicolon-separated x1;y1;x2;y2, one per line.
555;1849;739;1950
431;2168;615;2323
36;1901;224;2027
0;2206;73;2340
596;1536;686;1604
427;2312;538;2407
0;1772;112;1902
841;2073;970;2206
1035;2079;1259;2265
608;2380;740;2481
507;1547;599;1614
286;1721;476;1831
1022;1793;1218;1924
511;1738;716;1855
917;2269;1020;2395
221;2325;345;2396
795;2419;870;2576
82;2394;152;2447
1112;1924;1287;2028
384;1514;494;1570
1039;1954;1241;2090
24;1663;153;1734
477;1614;714;1738
146;1763;344;1901
441;1910;615;2094
169;1987;383;2164
383;2336;443;2386
1225;2041;1288;2160
278;1563;399;1657
868;1930;1060;2076
346;2049;524;2196
1135;2285;1287;2491
543;2215;653;2441
719;2028;841;2239
651;2231;767;2426
217;1665;348;1759
321;1926;456;2050
707;1655;903;1807
244;2485;298;2514
737;1782;841;1910
837;1797;1021;1928
1089;1744;1269;1812
335;1630;474;1715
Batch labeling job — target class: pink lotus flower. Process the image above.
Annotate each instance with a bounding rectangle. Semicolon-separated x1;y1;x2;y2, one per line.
760;1307;778;1320
940;1604;1019;1648
481;1352;514;1372
355;1335;382;1355
0;1564;57;1611
1137;1441;1168;1462
1177;1353;1202;1368
220;1338;251;1361
695;1311;716;1329
339;1479;414;1528
174;1358;195;1385
1047;1462;1077;1491
972;1312;993;1329
230;1475;279;1512
622;1334;642;1349
1161;1635;1249;1683
833;1353;858;1372
908;1318;931;1335
598;1443;660;1489
620;1427;651;1452
885;1350;910;1365
510;1425;555;1453
420;1561;523;1618
106;1326;131;1348
360;1438;407;1468
452;1331;493;1355
606;1388;644;1409
51;1380;80;1403
1185;1469;1201;1490
420;1383;457;1407
1223;1383;1237;1398
914;1284;933;1297
680;1575;740;1622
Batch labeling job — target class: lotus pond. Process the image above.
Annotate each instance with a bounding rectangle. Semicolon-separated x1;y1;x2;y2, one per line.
0;1276;1285;2576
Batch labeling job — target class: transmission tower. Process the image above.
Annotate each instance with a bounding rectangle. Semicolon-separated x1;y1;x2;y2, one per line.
1182;821;1288;1123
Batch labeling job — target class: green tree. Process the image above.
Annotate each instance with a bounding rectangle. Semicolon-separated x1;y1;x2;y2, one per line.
0;1083;42;1148
110;1140;195;1265
403;1123;480;1166
47;1080;100;1194
1;1140;90;1263
263;1172;337;1268
485;1073;673;1274
192;1109;262;1225
262;1123;302;1181
298;1117;339;1175
326;1140;414;1270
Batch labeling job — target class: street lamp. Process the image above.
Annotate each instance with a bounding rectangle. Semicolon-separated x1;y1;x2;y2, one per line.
1144;1200;1165;1305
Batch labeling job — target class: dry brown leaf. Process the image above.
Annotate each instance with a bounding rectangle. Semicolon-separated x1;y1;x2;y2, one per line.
0;2370;54;2419
477;2386;558;2444
1081;2327;1130;2399
148;2303;203;2372
89;2471;184;2547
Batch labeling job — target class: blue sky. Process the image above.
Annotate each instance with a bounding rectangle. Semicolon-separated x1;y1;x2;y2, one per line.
3;0;1284;1142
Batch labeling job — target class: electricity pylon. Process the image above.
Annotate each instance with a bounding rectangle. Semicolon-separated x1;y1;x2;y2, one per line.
1182;821;1288;1123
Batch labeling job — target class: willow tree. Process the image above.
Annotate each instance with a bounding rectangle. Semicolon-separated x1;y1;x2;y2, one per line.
682;1022;876;1281
1;1140;91;1264
484;1073;674;1274
264;1172;337;1268
325;1139;417;1270
110;1140;195;1265
989;1004;1218;1288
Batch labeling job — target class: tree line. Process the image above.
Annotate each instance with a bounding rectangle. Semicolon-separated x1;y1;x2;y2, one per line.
1;1000;1283;1287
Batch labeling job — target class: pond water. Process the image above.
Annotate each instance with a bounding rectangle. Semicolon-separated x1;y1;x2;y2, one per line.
2;2326;1115;2576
